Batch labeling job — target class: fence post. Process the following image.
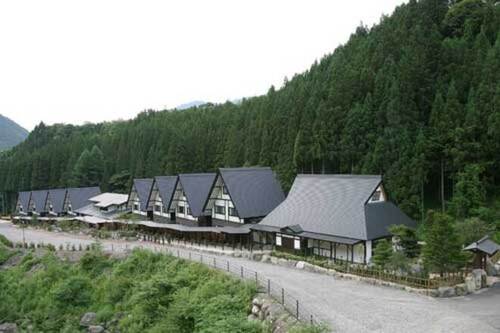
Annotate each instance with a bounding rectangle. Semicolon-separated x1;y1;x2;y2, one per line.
255;271;258;284
241;266;244;278
310;315;313;325
201;254;203;263
177;250;180;258
227;261;230;272
267;279;270;295
213;257;216;268
281;288;284;305
189;252;191;260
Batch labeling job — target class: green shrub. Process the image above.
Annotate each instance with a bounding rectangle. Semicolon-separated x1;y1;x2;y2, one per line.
0;234;13;248
51;275;93;308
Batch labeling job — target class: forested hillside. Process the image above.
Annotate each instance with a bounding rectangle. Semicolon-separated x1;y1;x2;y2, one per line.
0;115;28;151
1;0;499;227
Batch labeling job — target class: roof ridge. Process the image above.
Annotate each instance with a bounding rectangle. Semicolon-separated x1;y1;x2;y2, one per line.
220;167;271;171
179;173;216;177
297;174;381;178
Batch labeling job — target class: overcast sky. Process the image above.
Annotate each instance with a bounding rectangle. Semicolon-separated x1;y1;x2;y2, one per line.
0;0;406;131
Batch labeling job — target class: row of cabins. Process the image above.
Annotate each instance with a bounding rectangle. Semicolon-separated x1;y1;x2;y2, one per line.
16;167;416;263
16;187;128;218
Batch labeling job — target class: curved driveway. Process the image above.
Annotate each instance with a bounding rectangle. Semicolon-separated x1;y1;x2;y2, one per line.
1;221;498;333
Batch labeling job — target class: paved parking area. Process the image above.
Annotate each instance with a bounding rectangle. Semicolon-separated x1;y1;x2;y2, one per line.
1;220;498;333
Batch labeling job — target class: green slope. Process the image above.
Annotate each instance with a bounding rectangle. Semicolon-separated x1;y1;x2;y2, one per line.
0;114;29;151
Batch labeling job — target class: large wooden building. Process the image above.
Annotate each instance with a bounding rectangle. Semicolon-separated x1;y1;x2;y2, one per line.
203;167;285;226
147;176;178;223
170;173;216;226
128;178;154;217
251;175;415;264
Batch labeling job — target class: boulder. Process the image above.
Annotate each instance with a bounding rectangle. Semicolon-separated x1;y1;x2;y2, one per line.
87;325;104;333
295;261;306;269
485;259;498;276
252;298;262;307
261;254;270;263
437;286;456;297
465;276;476;293
455;283;467;296
252;253;263;261
471;269;487;289
251;305;260;315
267;303;285;321
270;257;279;265
80;312;97;327
0;323;17;333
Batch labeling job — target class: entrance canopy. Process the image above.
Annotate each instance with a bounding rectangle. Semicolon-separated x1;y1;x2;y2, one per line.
464;236;500;256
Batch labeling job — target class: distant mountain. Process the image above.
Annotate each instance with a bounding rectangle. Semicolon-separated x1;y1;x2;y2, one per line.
0;115;29;151
175;101;207;110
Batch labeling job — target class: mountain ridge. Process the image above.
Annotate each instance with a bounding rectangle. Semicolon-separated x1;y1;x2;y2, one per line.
0;114;29;151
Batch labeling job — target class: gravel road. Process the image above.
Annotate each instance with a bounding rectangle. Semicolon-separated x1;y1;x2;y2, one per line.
1;220;498;333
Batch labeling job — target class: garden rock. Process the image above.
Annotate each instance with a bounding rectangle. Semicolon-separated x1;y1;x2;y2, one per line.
251;305;260;315
437;286;455;297
80;312;97;327
471;269;487;289
465;276;476;293
247;314;258;321
295;261;305;269
455;283;467;296
0;323;17;333
88;325;104;333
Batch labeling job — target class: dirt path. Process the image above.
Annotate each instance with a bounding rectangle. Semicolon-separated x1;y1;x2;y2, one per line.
1;220;498;333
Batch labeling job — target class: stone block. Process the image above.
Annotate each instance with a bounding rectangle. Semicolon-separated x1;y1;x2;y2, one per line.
437;286;456;297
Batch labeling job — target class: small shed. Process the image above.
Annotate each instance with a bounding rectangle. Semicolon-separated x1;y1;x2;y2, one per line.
464;236;500;270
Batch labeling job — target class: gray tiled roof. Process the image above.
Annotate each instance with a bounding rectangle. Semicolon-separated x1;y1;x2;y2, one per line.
258;174;414;241
18;191;31;210
67;186;101;211
30;190;48;213
131;178;153;211
218;167;285;219
178;173;216;217
47;188;67;213
364;201;416;239
464;236;500;256
154;176;178;211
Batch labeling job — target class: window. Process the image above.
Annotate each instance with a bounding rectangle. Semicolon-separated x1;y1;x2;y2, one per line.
19;206;23;212
294;238;301;250
178;205;185;214
68;205;72;212
228;207;238;217
371;191;381;202
222;186;228;195
133;204;140;211
276;234;282;246
187;207;192;215
215;205;225;215
49;205;53;212
154;204;162;213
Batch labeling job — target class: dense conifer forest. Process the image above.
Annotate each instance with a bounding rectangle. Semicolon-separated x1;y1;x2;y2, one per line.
0;0;499;233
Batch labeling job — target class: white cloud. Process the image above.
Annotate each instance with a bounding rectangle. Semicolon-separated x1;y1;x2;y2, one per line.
0;0;406;130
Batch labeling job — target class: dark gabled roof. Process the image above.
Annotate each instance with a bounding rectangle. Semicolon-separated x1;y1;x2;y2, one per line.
258;174;413;241
217;167;285;219
47;188;67;213
131;178;153;211
464;236;500;256
67;186;101;211
364;201;416;239
178;173;216;217
153;176;178;211
30;190;48;212
18;191;31;209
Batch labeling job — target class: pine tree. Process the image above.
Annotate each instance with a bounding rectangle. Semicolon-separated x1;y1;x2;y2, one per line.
372;239;393;268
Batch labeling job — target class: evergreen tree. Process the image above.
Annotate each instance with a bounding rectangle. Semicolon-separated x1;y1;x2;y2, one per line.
372;239;393;268
423;211;465;276
450;164;486;218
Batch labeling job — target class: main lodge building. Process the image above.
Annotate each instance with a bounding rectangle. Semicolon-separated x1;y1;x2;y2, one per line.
15;168;415;264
